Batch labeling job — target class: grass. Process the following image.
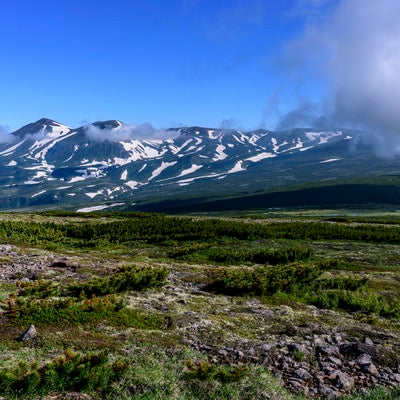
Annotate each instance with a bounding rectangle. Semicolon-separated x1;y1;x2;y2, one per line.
102;346;299;400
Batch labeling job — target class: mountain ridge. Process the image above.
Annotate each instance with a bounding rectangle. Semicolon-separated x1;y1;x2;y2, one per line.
0;118;398;211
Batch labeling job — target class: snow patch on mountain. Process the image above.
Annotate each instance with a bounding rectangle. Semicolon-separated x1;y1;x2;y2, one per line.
125;180;140;189
31;190;47;198
281;139;305;153
228;161;246;173
0;140;27;156
305;131;342;144
77;202;125;213
85;191;103;199
176;164;203;177
149;161;178;181
213;144;227;161
246;152;276;162
300;146;314;152
320;158;342;163
176;172;225;185
121;170;128;180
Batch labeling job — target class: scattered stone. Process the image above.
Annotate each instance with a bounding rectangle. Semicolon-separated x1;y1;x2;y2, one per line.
356;353;372;366
329;371;355;390
319;384;339;399
17;325;37;341
44;393;94;400
288;343;307;354
364;337;374;346
328;356;342;366
316;345;340;358
293;367;313;381
392;373;400;383
339;343;376;359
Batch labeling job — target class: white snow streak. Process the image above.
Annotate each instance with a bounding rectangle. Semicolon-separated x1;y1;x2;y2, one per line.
176;164;203;177
246;152;276;162
77;203;125;213
125;180;140;189
0;139;26;156
320;158;342;163
213;144;227;161
148;161;177;181
227;161;246;173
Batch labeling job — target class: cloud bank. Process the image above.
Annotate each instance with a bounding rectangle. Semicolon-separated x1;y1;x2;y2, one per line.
0;126;15;144
280;0;400;152
84;123;175;142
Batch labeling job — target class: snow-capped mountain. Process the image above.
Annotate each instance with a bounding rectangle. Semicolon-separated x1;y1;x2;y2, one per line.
0;118;395;211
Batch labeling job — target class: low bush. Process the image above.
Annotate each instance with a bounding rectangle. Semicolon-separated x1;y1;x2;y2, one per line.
205;262;399;319
0;349;129;397
207;246;313;265
308;290;400;318
13;294;125;326
68;265;169;297
16;280;61;299
12;294;166;329
205;262;322;297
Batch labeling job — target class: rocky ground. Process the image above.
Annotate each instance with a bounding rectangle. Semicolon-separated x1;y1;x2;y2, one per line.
0;244;399;399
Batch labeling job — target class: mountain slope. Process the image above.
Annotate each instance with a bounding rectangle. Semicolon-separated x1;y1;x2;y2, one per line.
0;118;398;211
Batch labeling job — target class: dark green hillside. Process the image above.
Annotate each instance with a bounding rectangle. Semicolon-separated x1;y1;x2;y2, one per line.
133;177;400;213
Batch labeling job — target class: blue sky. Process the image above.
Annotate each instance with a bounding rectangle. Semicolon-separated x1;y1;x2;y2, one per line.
1;0;399;138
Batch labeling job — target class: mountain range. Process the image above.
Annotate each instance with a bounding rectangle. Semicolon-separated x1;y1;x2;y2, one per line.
1;117;400;212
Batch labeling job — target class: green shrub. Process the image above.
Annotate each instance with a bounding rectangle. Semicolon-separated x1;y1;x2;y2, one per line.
207;246;313;265
13;294;125;326
307;290;400;318
68;265;169;297
205;262;322;297
17;280;61;299
0;349;129;396
314;276;369;291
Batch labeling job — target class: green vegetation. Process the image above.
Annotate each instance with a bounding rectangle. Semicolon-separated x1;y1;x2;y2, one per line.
0;211;398;399
68;264;169;297
0;349;128;397
3;213;400;252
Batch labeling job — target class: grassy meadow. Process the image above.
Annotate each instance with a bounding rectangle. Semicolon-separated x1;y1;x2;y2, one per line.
0;210;398;399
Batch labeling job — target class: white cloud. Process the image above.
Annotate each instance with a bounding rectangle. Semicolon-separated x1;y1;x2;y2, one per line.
280;0;400;152
84;123;175;142
0;125;15;144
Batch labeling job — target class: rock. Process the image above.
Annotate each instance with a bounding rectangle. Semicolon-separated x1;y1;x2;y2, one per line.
294;367;313;381
261;343;274;351
218;349;228;357
356;353;372;365
393;373;400;383
50;259;77;272
316;345;340;358
363;362;379;375
339;343;376;359
288;343;307;354
17;325;37;341
327;356;342;366
319;384;339;399
356;353;378;375
43;393;94;400
329;371;355;390
364;337;374;346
